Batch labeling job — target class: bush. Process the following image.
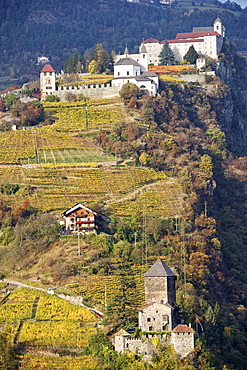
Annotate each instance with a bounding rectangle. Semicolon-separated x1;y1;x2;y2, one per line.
119;83;139;105
45;95;60;102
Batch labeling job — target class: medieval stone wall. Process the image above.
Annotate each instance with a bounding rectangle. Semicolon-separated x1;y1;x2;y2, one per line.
54;84;120;100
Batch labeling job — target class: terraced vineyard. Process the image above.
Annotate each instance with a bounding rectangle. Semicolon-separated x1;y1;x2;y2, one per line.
0;94;184;216
0;288;97;349
0;130;114;165
0;165;183;215
107;181;184;217
41;98;123;132
0;268;147;352
20;354;98;370
0;98;123;165
63;263;159;309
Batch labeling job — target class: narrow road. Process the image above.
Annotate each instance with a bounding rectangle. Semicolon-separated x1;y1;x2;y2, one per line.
3;278;104;317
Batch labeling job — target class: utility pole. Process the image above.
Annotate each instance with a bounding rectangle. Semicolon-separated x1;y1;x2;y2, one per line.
105;285;107;310
180;218;186;297
134;232;137;249
78;228;81;256
175;215;178;233
204;201;207;218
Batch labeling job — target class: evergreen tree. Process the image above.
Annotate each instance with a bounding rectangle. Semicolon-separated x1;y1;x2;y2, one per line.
158;41;175;65
64;54;82;73
183;45;198;64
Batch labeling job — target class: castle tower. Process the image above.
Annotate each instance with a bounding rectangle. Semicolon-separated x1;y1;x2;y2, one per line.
144;258;177;306
114;329;131;353
40;64;56;99
139;43;148;72
171;324;194;357
214;17;225;37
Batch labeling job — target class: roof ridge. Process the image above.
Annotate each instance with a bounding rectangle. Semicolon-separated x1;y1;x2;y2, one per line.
144;259;177;277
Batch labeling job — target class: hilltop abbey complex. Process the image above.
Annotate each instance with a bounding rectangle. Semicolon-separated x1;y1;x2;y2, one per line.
114;259;195;359
40;18;224;100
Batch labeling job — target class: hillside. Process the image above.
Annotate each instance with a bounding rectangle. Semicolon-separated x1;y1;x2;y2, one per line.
1;0;247;89
1;48;247;368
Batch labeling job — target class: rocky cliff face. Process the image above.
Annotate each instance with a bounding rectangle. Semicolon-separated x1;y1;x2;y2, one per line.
214;40;247;156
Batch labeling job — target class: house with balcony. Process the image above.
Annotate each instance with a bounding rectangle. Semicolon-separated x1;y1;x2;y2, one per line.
62;203;110;234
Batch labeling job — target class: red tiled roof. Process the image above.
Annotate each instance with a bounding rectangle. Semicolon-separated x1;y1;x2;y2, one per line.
165;39;204;44
175;31;220;40
138;302;153;311
143;38;160;43
171;324;194;333
40;64;55;73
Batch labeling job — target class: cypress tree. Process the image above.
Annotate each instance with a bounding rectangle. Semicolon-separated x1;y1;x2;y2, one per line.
183;45;198;64
158;41;175;65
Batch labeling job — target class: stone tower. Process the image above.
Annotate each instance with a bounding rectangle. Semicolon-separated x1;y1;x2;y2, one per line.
40;64;56;99
144;258;177;306
114;259;194;357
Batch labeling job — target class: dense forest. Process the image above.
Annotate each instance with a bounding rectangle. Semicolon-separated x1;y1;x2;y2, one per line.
1;0;247;89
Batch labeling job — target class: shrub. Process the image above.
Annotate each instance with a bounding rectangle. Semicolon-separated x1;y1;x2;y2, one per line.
45;95;60;102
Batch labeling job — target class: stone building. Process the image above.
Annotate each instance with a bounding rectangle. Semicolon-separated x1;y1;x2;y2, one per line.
138;259;177;332
114;259;195;358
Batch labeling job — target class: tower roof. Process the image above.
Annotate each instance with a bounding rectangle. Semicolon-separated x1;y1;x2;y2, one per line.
114;328;130;336
140;43;147;53
40;64;55;73
171;324;194;333
124;44;129;55
144;259;177;277
214;17;222;24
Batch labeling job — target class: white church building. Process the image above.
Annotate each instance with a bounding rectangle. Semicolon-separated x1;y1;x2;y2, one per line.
112;44;159;96
116;18;225;65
